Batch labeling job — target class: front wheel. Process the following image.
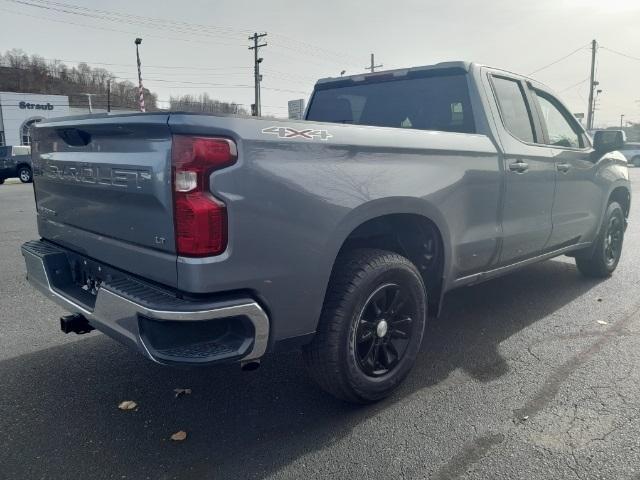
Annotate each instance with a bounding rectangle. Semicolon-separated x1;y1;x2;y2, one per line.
303;249;427;403
18;166;32;183
575;201;625;278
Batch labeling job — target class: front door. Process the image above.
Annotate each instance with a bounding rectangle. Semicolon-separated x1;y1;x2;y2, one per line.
529;89;602;249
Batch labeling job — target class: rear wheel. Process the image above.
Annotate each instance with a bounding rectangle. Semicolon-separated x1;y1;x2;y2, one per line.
575;201;625;278
18;166;32;183
303;249;427;403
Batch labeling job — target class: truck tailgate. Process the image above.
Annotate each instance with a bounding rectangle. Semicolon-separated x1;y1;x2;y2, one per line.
31;113;178;287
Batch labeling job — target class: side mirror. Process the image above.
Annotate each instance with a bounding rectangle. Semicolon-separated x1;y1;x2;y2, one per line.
593;129;626;154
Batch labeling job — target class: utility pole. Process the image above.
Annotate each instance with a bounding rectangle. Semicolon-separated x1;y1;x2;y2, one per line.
134;37;146;113
107;78;111;113
248;32;267;116
365;53;382;73
620;114;625;128
586;39;597;130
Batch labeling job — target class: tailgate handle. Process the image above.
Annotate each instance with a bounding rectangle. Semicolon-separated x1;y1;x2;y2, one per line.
56;128;92;147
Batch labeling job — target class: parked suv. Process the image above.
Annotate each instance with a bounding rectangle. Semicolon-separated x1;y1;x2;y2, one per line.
0;146;32;184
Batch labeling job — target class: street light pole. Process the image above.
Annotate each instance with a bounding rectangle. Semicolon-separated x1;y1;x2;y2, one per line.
135;38;146;113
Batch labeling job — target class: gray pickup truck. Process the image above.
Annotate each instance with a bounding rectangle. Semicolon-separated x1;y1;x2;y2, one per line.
22;61;630;403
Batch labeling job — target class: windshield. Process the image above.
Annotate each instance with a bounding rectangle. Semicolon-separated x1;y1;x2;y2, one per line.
306;73;475;134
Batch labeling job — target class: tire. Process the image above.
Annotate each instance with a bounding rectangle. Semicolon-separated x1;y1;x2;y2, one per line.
575;201;625;278
18;166;32;183
303;248;427;403
0;178;4;185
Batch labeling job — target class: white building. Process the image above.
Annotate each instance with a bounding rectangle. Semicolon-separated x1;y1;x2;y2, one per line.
0;92;69;146
0;91;137;146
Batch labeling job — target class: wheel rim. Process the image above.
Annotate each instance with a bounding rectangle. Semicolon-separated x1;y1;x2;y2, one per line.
20;170;30;182
353;283;417;377
603;215;623;267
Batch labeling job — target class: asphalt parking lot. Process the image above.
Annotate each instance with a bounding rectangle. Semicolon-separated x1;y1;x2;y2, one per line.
1;176;639;480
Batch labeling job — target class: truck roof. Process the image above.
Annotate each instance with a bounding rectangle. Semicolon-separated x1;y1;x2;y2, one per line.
315;61;473;86
315;61;554;98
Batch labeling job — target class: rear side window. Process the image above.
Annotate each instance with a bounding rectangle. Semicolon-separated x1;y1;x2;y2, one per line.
491;76;535;143
306;73;476;134
0;146;8;157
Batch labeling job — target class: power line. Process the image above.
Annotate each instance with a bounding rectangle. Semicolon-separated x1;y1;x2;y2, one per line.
559;77;590;93
526;44;589;76
600;46;640;63
0;0;362;68
0;6;241;48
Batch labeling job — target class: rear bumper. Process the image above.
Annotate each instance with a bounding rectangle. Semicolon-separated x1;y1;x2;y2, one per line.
21;240;269;365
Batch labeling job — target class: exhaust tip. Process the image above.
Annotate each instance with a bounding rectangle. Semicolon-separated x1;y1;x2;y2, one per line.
241;360;261;372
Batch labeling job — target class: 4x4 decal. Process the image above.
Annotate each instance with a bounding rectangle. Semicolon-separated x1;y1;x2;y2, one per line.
261;126;333;141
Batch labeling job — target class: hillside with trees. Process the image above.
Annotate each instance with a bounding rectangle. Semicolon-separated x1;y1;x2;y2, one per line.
0;49;157;110
0;49;249;115
168;93;248;115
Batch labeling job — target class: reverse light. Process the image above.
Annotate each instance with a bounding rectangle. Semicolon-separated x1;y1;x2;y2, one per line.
171;135;237;257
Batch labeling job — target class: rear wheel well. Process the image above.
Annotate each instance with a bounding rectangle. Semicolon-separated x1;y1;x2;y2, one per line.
335;214;445;313
609;186;630;218
16;162;31;171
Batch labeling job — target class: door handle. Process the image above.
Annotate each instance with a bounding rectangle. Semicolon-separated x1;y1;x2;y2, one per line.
508;160;529;173
557;163;571;173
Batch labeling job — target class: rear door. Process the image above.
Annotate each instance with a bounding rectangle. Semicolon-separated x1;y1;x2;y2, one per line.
31;113;178;287
487;73;556;265
528;87;602;248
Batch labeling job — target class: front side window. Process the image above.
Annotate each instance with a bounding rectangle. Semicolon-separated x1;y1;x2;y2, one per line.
491;76;535;143
535;92;582;148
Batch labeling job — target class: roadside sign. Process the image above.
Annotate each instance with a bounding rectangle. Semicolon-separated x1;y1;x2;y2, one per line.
288;99;305;120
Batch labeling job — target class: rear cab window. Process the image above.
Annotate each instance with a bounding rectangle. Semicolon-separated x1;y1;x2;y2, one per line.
306;70;476;134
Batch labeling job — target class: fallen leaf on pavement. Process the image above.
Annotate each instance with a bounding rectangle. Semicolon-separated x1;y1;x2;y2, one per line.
174;388;192;398
171;430;187;441
597;320;609;325
118;400;138;411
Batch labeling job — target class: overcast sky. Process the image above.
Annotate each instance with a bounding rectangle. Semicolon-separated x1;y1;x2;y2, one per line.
0;0;638;126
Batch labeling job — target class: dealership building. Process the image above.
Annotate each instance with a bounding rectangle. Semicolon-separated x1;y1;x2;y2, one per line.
0;92;135;146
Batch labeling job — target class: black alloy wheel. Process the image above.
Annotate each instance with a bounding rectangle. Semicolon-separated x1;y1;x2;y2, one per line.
353;283;417;377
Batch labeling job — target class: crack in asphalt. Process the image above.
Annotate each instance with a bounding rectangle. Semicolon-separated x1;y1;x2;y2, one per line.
431;433;505;480
513;302;640;422
432;303;640;480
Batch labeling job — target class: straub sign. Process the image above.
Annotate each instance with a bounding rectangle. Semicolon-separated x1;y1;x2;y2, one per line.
19;101;54;111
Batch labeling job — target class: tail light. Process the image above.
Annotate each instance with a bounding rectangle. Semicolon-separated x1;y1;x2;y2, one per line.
171;135;237;257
